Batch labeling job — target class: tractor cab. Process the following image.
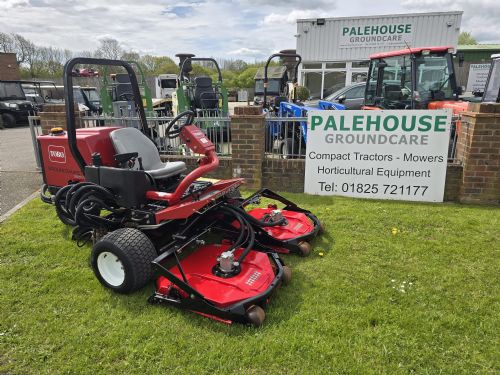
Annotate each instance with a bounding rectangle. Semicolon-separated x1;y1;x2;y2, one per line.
254;66;288;106
364;46;461;110
482;54;500;103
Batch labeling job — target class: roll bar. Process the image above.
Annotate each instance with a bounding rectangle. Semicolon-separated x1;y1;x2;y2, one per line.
263;53;302;107
63;57;148;173
179;57;223;82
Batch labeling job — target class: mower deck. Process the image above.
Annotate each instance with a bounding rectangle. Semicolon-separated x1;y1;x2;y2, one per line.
156;244;275;308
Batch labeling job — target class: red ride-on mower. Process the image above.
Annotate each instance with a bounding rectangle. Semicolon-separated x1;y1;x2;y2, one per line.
37;58;321;326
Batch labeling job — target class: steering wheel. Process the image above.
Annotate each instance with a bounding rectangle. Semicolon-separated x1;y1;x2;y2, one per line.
165;110;195;139
118;92;134;101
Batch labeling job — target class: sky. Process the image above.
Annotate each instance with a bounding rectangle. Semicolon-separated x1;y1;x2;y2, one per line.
0;0;499;61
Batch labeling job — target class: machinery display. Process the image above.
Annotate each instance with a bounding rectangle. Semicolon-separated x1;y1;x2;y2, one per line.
37;57;324;327
259;52;344;158
363;46;468;113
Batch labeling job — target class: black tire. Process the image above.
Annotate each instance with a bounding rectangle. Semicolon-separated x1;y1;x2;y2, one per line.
2;113;16;128
91;228;157;294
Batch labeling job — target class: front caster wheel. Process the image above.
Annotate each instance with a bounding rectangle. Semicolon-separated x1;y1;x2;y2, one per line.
282;266;292;286
318;222;326;235
246;305;266;327
298;241;312;257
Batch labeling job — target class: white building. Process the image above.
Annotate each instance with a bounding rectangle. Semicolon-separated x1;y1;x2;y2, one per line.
296;11;462;98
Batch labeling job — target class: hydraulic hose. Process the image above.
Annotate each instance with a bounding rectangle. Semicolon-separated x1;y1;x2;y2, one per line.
218;205;255;263
231;206;287;227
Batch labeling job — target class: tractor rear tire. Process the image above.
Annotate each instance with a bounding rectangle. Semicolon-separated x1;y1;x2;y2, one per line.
91;228;157;294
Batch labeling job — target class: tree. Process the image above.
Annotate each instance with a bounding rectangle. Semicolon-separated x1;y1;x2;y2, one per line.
458;31;477;45
121;50;140;62
0;32;36;65
139;55;178;75
95;38;122;60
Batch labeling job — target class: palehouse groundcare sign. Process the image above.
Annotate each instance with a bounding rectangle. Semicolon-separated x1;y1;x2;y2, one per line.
339;23;414;48
466;63;491;92
304;110;452;202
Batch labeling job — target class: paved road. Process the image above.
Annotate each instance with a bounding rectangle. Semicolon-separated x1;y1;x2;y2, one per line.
0;126;42;216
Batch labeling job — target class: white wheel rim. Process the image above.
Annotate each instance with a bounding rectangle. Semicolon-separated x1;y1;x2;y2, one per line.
97;251;125;287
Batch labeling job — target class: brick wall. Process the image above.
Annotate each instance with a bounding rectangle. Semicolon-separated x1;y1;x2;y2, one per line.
230;106;265;189
0;53;20;80
262;159;305;193
444;164;463;201
456;103;500;204
39;103;84;135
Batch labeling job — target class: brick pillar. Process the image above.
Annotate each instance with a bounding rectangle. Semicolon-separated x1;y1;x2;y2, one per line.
457;103;500;204
39;103;83;135
230;106;265;189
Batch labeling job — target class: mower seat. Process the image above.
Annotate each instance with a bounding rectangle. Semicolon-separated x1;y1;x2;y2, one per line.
193;76;218;109
110;127;187;179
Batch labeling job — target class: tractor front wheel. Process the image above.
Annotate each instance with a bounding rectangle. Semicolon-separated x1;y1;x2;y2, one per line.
91;228;157;294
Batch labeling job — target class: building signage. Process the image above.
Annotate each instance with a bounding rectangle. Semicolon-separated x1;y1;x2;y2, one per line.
466;63;491;92
339;23;414;48
304;110;452;202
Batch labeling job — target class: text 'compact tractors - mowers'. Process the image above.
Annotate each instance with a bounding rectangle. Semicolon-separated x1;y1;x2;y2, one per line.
37;58;324;327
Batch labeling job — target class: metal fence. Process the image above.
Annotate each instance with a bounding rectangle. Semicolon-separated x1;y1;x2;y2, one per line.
29;114;232;162
264;116;308;159
29;112;461;169
264;115;462;163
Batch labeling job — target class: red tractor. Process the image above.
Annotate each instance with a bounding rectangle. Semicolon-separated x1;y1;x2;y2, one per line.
362;46;470;158
37;58;323;326
363;46;468;114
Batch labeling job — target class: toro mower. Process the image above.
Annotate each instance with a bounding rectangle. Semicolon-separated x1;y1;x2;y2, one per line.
37;58;323;326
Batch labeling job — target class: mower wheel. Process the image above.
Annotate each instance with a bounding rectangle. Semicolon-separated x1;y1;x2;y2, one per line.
318;221;326;235
246;305;265;327
298;241;312;257
91;228;157;294
282;266;292;286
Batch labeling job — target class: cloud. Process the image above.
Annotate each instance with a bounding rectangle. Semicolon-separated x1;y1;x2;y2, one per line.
227;47;265;57
401;0;500;43
1;0;498;62
262;9;329;25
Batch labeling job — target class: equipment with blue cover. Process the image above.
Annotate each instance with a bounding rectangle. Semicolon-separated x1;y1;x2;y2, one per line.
268;100;344;157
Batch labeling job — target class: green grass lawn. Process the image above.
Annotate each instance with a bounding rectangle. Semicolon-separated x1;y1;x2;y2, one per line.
1;194;499;374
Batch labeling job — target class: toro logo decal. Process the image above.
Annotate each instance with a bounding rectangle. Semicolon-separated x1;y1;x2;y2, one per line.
48;145;66;163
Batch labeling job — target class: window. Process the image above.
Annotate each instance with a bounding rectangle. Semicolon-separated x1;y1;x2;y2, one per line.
0;82;25;100
160;79;176;89
323;71;346;98
325;62;346;69
303;63;322;69
345;85;364;99
351;72;368;84
254;79;282;95
303;71;322;98
352;61;370;68
414;54;455;101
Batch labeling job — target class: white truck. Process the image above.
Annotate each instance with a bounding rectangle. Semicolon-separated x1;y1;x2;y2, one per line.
155;74;177;116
